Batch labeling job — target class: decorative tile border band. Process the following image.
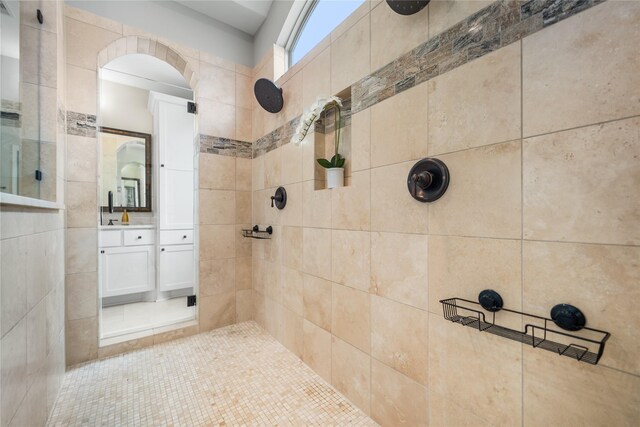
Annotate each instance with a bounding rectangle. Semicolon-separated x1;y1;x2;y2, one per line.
253;99;353;158
351;0;604;113
199;134;252;159
67;111;97;138
252;0;604;158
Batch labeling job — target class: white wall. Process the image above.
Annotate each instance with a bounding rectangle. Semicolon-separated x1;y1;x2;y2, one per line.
100;80;152;133
253;0;294;65
66;0;254;66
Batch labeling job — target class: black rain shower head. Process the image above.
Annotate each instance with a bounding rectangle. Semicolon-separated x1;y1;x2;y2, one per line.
386;0;430;16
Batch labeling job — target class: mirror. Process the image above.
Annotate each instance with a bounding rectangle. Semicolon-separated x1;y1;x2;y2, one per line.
99;127;151;211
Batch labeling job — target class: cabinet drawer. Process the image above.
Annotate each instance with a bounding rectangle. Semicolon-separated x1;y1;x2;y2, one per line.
123;229;155;246
99;230;122;248
159;229;194;245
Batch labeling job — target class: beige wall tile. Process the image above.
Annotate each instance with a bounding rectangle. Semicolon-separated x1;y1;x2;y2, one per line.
522;1;640;137
235;256;252;290
235;224;252;258
331;283;370;353
429;391;492;427
524;241;640;376
331;336;371;415
235;107;252;142
1;317;27;424
236;289;253;322
302;180;332;228
302;47;331;107
66;316;98;366
65;5;123;33
428;235;521;316
199;225;235;261
370;161;429;234
371;232;428;310
428;42;521;155
429;313;522;426
280;142;303;185
198;98;236;139
235;73;253;109
199;153;235;190
302;320;332;383
523;347;640;426
235;191;251;224
303;274;332;331
351;109;371;173
200;258;235;297
264;148;282;189
65;272;98;321
66;228;97;274
199;189;235;225
199;291;236;332
199;62;235;105
331;15;370;94
1;237;27;337
371;359;428;426
370;0;428;70
67;65;96;114
281;226;303;271
235;158;252;191
371;296;428;385
281;70;303;125
66;181;97;228
21;25;57;89
331;170;370;231
523;118;640;245
280;307;303;357
281;267;303;316
302;228;331;280
428;0;492;38
371;84;428;168
66;135;97;183
279;183;303;227
65;17;121;71
429;141;521;239
331;230;370;292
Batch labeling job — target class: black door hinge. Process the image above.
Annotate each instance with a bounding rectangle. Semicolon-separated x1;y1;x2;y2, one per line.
187;102;197;114
37;9;43;25
35;170;42;181
187;295;197;306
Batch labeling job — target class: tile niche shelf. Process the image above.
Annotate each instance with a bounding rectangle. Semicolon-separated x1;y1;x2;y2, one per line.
313;87;353;191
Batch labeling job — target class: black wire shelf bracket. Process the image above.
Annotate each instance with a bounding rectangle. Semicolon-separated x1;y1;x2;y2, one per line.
242;225;273;240
440;291;610;365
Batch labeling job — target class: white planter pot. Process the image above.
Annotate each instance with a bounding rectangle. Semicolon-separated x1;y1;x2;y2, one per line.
326;167;344;189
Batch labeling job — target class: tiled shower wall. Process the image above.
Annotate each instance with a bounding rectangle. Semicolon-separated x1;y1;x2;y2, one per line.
251;1;640;425
62;6;253;364
0;1;67;426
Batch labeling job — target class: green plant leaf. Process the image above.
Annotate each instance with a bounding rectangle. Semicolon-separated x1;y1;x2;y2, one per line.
317;158;333;169
336;157;345;168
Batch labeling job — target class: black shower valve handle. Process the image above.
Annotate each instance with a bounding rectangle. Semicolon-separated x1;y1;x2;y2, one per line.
411;171;433;196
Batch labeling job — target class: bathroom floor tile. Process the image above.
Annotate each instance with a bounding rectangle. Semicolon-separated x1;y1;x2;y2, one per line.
47;321;376;426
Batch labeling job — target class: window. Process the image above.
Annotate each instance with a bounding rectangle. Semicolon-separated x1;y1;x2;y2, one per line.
289;0;366;66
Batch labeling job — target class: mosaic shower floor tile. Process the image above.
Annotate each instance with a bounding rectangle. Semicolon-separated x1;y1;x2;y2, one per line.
47;322;376;426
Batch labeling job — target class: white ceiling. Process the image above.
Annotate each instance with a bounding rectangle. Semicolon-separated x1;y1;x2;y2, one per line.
176;0;274;35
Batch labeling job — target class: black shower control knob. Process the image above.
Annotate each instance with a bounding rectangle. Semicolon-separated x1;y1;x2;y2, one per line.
407;158;449;203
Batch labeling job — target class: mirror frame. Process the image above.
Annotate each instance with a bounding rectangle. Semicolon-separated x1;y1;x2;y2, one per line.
99;126;152;212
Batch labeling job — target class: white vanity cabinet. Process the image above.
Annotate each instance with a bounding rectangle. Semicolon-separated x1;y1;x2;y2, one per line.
158;245;195;292
99;228;156;298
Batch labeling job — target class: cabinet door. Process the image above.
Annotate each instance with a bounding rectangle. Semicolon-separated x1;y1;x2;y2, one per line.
158;245;195;292
158;102;194;171
159;168;194;229
101;246;155;297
